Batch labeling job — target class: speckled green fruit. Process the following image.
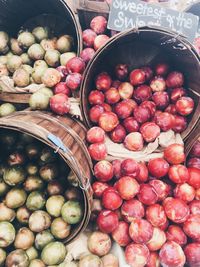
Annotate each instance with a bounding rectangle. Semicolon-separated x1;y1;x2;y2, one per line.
3;166;26;186
26;191;46;211
7;55;22;73
35;230;54;250
18;32;36;49
61;201;82;224
5;188;27;209
46;195;65;217
0;221;15;247
28;44;45;61
26;247;38;261
13;68;30;87
6;249;29;267
10;38;23;55
0;248;6;266
32;26;49;42
0;203;15;222
41;242;66;265
0;103;16;117
60;52;76;66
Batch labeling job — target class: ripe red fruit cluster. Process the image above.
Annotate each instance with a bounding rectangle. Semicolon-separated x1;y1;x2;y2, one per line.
90;142;200;267
88;62;194;151
50;56;86;114
81;16;110;63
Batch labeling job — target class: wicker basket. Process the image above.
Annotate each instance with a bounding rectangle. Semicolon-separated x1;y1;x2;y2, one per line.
0;110;93;244
81;26;200;160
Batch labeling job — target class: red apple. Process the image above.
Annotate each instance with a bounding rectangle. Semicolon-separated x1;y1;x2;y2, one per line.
99;112;119;132
97;210;119;233
148;158;169;178
125;243;150;267
155;62;169;76
116;176;140;200
121;199;145;223
88;143;107;161
89;105;104;123
124;132;144;151
82;29;97;47
66;57;85;74
164;144;185;165
115;64;129;81
112;221;131;247
65;72;82;90
96;72;112;91
105;87;120;104
90;16;107;34
88;90;105;105
94;160;113;182
166;71;184;88
129;69;146;86
118;82;134;99
50;93;70;115
159;241;186;267
110;124;126;143
163;197;190;223
166;225;187;246
54;82;71;96
138;184;158;205
94;34;110;51
140;122;160;142
129;218;153;244
80;48;95;63
134;85;152;103
150;76;166;92
102;188;123;210
123;117;140;133
168;164;189;184
175;96;194;116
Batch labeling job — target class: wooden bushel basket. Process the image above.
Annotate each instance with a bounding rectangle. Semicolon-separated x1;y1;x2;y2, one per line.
81;26;200;159
0;110;93;244
0;0;82;104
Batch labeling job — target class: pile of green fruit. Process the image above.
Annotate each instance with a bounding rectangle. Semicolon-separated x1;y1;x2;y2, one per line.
0;27;76;88
0;130;83;267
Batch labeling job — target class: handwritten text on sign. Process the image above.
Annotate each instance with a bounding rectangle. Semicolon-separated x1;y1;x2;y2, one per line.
108;0;199;42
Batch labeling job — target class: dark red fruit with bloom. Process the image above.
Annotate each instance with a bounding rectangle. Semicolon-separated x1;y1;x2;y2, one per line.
125;243;150;267
140;122;160;142
105;87;120;104
137;162;149;183
172;115;187;133
66;57;85;74
174;183;195;203
87;127;105;143
155;62;169;77
54;82;71;96
148;158;169;178
163;197;190;223
89;105;104;123
165;104;177;115
88;90;105;105
141;101;156;117
80;48;95;63
138;184;158;205
115;176;140;200
164;144;185;165
56;66;68;79
134;106;151;124
146;204;167;228
166;225;187;246
154;112;174;131
134;85;152;103
129;218;153;244
184;243;200;267
90;16;107;34
146;252;160;267
88;143;107;161
190;200;200;215
115;100;133;119
170;87;187;103
50;94;70;115
123;117;140;133
121;199;145;223
166;71;184;88
159;241;186;267
112;159;122;179
97;210;119;233
129;69;146;86
190;141;200;157
110;124;126;143
99;112;119;132
188;167;200;189
121;158;140;178
96;72;112;91
82;29;97;47
149;180;171;201
65;73;82;90
175;96;194;116
115;64;129;81
94;160;113;182
152;91;169;110
168;164;189;184
142;66;153;81
183;214;200;241
102;188;123;210
92;182;110;198
112;221;131;247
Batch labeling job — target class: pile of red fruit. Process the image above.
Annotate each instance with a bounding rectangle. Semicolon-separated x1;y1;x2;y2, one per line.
49;57;86;115
87;132;200;266
81;16;110;64
88;62;195;152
